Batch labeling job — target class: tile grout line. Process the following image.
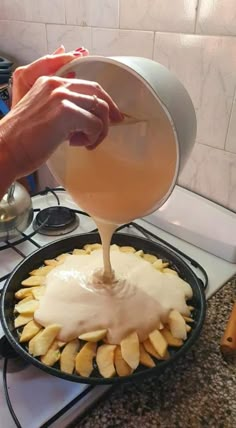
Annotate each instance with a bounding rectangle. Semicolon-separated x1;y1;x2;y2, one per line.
118;0;120;29
194;0;201;34
44;23;49;53
1;18;236;38
91;26;94;54
90;26;93;53
152;32;156;59
197;141;236;155
63;0;67;25
223;86;236;150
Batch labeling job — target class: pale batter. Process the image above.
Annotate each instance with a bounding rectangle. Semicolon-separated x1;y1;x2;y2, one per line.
34;250;193;344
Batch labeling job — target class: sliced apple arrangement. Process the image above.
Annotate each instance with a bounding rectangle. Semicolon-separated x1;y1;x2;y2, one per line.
13;244;194;378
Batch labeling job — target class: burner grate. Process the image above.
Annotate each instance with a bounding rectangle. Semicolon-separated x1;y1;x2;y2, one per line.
33;206;80;236
0;188;90;284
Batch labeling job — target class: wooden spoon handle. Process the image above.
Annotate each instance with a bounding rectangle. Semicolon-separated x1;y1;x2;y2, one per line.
220;302;236;355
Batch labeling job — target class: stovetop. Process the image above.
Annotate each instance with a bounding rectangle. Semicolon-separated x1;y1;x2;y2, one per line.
0;187;235;428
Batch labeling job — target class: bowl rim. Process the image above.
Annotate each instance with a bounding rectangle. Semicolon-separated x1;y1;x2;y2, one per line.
55;55;180;213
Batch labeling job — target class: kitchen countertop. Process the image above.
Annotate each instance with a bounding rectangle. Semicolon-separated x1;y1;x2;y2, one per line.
74;278;236;428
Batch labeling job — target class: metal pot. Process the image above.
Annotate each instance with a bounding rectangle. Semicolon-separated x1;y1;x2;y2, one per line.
49;56;197;223
0;182;33;241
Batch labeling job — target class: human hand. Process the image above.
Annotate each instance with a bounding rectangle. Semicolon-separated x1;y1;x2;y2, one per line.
12;45;89;107
0;75;123;182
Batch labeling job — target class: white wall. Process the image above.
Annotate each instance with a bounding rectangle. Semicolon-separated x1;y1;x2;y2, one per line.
0;0;235;211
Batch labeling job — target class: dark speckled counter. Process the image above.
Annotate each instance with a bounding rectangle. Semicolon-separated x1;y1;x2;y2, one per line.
73;278;236;428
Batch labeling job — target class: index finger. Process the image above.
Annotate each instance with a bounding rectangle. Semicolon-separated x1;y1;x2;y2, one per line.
63;78;123;122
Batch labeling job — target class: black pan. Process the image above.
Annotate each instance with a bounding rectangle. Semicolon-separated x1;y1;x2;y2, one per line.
0;232;206;384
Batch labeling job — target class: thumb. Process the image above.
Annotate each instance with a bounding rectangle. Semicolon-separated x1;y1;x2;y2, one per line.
53;45;65;55
22;53;79;85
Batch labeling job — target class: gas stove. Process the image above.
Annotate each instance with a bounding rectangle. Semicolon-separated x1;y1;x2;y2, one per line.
0;186;235;428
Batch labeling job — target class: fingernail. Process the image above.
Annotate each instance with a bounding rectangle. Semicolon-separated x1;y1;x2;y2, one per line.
75;47;85;52
73;51;83;56
86;144;97;151
65;71;76;78
110;111;124;123
70;132;89;146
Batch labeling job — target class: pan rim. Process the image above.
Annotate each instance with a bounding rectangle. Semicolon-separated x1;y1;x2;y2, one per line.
1;232;206;384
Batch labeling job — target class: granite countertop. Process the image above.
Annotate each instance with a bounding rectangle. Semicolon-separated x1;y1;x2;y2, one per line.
74;278;236;428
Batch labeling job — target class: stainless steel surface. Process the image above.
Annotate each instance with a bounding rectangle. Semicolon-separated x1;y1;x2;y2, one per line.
0;182;33;240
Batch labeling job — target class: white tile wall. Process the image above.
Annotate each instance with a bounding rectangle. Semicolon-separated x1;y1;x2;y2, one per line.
153;33;236;150
0;0;65;24
0;20;47;64
0;0;26;21
92;29;154;58
120;0;197;33
65;0;119;28
226;92;236;154
26;0;65;24
178;143;236;212
46;25;92;53
197;0;236;36
0;0;235;210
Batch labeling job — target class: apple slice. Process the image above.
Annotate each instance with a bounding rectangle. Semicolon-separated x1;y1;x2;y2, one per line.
97;344;116;378
114;346;133;376
33;324;61;357
183;315;194;323
32;286;46;300
163;268;178;276
90;243;102;251
161;328;183;347
143;339;161;359
120;246;136;253
168;310;187;340
41;341;60;366
72;249;86;255
120;332;140;370
186;324;192;333
28;330;43;355
44;258;59;266
143;254;157;264
56;253;69;261
79;329;107;342
159;321;164;330
57;341;66;348
16;296;32;306
15;288;33;300
139;344;155;368
15;299;39;315
14;314;33;328
60;339;80;374
30;266;53;276
75;342;97;377
20;320;41;343
135;250;144;257
21;276;44;287
148;330;168;358
110;244;119;251
153;260;169;270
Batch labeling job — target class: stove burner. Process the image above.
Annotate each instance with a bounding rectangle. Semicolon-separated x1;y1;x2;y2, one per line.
33;206;79;236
